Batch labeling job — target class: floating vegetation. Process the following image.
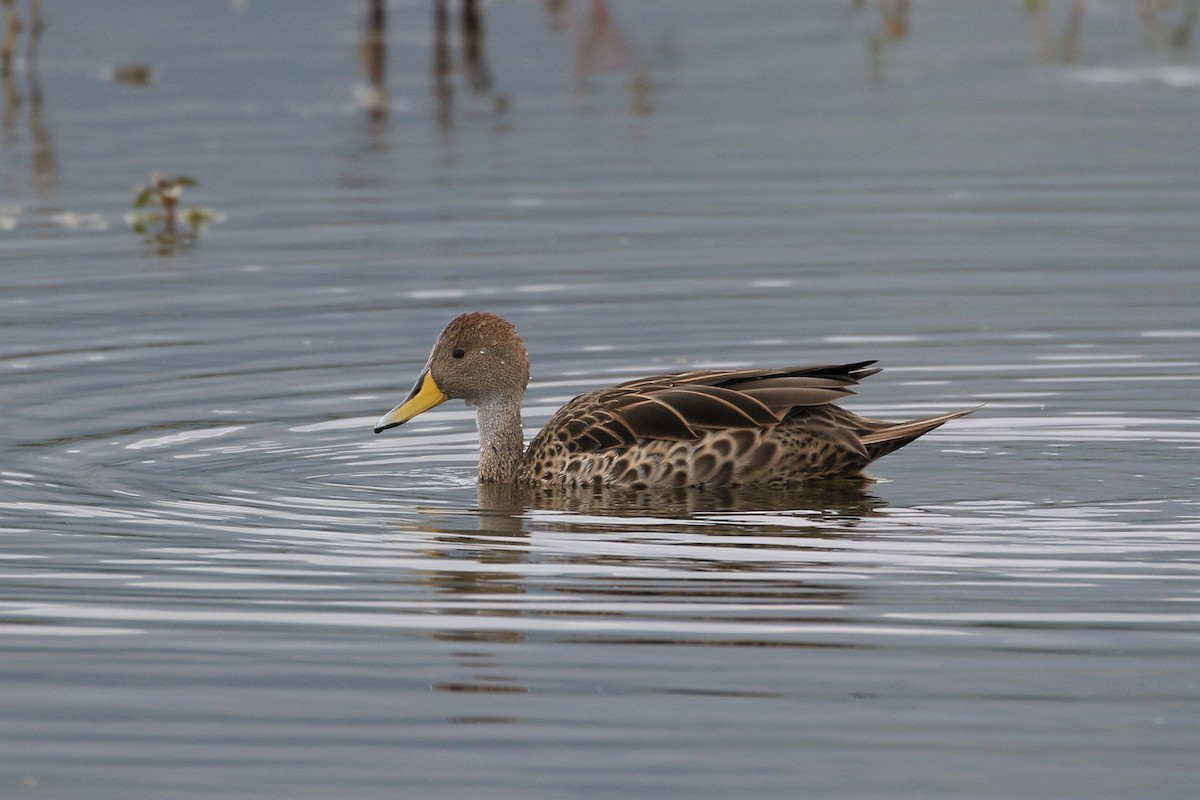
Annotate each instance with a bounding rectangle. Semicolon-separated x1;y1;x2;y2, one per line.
108;63;153;86
127;172;219;252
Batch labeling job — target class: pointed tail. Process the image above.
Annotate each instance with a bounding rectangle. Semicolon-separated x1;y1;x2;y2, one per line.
860;405;981;462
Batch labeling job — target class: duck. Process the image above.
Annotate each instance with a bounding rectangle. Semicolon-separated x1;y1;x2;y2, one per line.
374;312;976;488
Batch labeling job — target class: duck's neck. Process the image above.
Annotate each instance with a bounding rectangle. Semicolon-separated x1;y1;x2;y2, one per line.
474;397;526;483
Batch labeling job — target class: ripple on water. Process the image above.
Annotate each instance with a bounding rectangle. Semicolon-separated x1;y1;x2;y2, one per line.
4;443;1197;648
2;318;1197;651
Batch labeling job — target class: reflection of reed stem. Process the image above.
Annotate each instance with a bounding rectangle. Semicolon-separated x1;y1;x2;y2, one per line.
432;0;453;132
1174;0;1198;50
878;0;909;41
1137;0;1197;49
358;0;387;120
3;0;56;193
433;0;451;79
365;0;386;85
26;0;41;63
1;0;17;139
1061;0;1086;59
462;0;483;48
2;0;21;76
461;0;492;91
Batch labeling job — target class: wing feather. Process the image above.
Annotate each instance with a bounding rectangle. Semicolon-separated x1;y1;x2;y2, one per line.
648;387;780;428
740;386;854;412
536;361;883;455
611;396;696;441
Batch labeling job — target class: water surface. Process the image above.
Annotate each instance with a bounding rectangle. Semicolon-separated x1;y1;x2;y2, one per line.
3;2;1199;798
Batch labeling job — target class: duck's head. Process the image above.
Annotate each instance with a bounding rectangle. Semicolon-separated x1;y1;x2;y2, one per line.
374;312;531;433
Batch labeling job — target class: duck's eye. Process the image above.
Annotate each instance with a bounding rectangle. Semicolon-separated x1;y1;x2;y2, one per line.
452;348;466;359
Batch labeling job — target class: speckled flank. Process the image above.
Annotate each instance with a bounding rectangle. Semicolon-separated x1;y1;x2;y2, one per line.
522;404;970;489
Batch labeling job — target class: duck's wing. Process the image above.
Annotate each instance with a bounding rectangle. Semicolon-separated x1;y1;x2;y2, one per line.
539;361;880;454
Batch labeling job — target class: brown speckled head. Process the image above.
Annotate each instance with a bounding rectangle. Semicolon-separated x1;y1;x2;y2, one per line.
374;312;532;435
425;312;531;407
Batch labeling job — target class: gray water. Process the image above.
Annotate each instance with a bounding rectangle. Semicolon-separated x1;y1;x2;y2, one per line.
3;1;1200;798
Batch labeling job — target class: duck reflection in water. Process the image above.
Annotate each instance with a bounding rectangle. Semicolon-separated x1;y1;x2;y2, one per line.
407;451;889;708
478;480;884;521
415;479;878;706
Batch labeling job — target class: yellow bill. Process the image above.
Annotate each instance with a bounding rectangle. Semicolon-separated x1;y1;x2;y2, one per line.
374;369;449;433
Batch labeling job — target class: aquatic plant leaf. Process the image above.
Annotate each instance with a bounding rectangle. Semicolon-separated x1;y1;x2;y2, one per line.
183;206;216;232
133;187;156;209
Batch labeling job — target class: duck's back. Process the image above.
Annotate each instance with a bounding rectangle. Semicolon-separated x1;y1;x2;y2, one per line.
519;362;968;489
